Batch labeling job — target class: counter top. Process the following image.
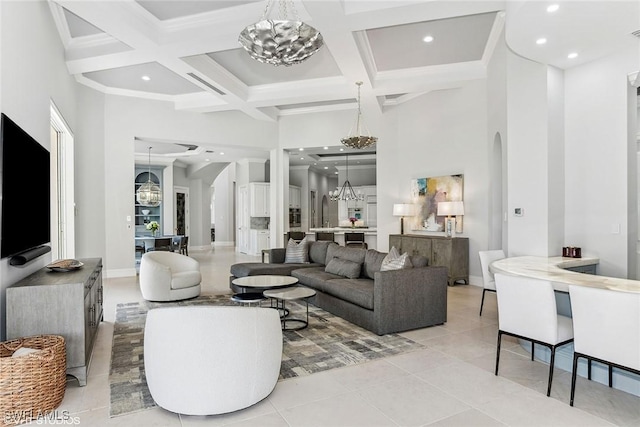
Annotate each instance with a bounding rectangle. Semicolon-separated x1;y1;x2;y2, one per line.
308;227;377;233
490;256;640;293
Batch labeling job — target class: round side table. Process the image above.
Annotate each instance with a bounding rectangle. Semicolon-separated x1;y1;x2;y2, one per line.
263;287;316;330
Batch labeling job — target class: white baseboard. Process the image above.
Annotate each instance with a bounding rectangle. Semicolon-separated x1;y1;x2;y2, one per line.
468;275;483;287
214;241;234;247
106;268;136;278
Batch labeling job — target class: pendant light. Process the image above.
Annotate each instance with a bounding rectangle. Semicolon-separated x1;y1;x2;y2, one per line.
341;81;378;149
329;153;364;202
136;147;162;207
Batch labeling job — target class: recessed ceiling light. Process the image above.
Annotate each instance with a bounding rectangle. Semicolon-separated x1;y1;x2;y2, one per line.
314;163;317;165
536;38;547;45
205;158;210;162
219;152;224;155
323;146;328;150
298;148;304;151
141;75;151;81
546;4;559;13
324;166;328;169
339;148;344;152
334;172;338;175
300;157;304;160
423;35;434;43
567;52;578;59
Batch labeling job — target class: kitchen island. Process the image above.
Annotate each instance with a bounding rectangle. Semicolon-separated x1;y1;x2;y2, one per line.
307;228;377;250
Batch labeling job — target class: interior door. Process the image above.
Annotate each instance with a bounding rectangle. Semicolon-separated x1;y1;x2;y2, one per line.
174;186;189;236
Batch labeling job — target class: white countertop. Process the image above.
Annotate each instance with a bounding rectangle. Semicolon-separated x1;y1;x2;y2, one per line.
490;256;640;293
308;227;377;233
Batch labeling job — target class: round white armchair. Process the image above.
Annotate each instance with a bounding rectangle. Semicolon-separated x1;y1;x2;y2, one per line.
140;251;201;301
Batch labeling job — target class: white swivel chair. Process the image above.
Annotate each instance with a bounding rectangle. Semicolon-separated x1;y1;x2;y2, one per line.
140;251;201;301
478;249;506;316
568;285;640;406
144;306;282;415
494;273;574;396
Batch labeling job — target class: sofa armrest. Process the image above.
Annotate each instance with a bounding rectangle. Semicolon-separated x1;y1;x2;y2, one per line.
372;266;448;335
269;248;286;264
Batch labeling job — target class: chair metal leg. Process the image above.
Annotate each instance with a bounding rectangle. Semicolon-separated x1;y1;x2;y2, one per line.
570;353;579;406
588;358;592;380
547;346;556;396
479;289;486;316
531;342;535;361
495;331;503;375
609;365;613;387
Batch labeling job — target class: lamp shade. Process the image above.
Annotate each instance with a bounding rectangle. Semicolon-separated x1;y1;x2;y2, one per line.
437;201;464;216
393;203;415;217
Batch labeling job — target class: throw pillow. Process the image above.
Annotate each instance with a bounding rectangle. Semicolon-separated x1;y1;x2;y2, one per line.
325;257;362;279
380;246;414;271
285;237;309;263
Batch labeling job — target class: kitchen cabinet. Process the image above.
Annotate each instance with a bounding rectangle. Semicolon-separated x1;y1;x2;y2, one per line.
6;258;103;386
389;234;468;286
249;229;270;255
249;182;270;217
289;186;301;209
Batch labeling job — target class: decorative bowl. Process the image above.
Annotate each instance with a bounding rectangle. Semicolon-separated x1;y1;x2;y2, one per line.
141;209;150;215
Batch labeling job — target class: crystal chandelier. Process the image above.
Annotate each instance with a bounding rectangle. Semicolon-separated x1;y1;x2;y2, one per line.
329;154;365;202
136;147;162;207
341;81;378;149
238;0;323;67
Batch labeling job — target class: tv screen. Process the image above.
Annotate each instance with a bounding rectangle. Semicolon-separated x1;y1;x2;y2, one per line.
0;113;50;258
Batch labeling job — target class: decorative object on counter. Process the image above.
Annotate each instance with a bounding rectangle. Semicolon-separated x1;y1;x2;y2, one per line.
349;217;357;228
411;174;464;233
238;0;323;67
562;246;582;258
329;154;364;202
392;203;416;235
146;220;159;236
341;81;378;149
437;201;464;237
46;259;84;272
136;147;162;207
141;209;150;216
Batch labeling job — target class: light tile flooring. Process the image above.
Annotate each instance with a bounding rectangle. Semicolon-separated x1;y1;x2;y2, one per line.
52;247;639;426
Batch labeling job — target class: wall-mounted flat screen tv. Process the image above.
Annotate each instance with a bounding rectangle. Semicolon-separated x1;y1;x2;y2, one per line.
0;113;50;258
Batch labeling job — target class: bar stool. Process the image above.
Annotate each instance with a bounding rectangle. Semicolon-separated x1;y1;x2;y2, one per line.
315;232;335;242
344;232;367;249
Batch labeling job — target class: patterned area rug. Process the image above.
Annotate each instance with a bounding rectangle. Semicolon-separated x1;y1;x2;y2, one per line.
109;294;424;417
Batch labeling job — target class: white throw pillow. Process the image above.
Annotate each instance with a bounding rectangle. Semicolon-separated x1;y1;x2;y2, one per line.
380;246;413;271
285;237;309;263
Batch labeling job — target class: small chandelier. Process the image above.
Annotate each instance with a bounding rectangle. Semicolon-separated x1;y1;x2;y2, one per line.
136;147;162;207
341;81;378;149
238;0;323;67
329;154;365;202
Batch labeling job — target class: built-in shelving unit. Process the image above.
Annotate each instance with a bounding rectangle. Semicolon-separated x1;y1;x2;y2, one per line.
134;168;163;234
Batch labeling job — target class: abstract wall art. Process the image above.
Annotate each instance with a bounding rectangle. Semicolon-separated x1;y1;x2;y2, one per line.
409;174;464;232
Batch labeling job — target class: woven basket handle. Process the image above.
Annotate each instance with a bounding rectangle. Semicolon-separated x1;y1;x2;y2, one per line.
1;338;25;352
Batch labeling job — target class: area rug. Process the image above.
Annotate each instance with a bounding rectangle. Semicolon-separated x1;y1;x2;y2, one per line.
109;294;424;417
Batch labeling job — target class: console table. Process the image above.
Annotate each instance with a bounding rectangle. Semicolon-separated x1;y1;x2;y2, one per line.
6;258;103;386
389;234;469;286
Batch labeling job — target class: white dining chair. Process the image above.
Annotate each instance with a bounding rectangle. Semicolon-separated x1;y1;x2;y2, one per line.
494;273;574;396
568;285;640;406
478;250;505;316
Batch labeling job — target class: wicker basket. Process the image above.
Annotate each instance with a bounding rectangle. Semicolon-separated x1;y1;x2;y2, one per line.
0;335;66;426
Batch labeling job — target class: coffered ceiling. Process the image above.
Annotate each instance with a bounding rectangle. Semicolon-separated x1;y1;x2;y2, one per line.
48;0;639;170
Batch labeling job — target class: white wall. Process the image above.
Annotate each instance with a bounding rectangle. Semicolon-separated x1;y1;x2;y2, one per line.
213;164;235;246
565;45;639;278
0;1;80;340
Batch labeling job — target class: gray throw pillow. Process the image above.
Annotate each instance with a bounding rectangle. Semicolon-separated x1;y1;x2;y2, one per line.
325;257;362;279
285;237;309;263
309;241;331;265
364;249;387;279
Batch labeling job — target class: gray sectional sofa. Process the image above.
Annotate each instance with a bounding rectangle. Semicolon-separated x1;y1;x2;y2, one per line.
230;241;448;335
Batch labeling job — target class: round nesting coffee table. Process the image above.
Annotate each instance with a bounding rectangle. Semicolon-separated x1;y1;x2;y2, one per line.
263;287;316;330
231;275;298;308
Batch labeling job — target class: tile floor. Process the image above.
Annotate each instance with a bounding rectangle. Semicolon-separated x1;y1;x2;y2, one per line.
52;247;639;426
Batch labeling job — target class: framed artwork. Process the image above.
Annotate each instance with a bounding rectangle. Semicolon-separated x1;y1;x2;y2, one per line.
410;174;464;232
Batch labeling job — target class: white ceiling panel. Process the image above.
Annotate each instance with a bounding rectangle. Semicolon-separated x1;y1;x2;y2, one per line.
136;0;261;20
63;8;103;37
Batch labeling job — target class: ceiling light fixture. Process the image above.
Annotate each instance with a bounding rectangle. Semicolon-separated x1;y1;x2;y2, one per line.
341;82;378;149
238;0;323;67
329;153;364;202
567;52;578;59
141;75;151;81
423;35;434;43
136;147;162;207
536;38;547;45
547;4;559;13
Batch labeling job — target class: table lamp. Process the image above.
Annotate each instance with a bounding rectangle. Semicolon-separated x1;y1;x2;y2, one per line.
437;201;464;237
393;203;416;235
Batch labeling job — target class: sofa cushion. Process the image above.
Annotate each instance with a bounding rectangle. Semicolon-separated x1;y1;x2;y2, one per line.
231;262;321;278
325;258;362;279
171;271;201;290
323;278;374;310
309;241;334;265
325;245;367;266
291;267;343;292
380;247;413;271
363;249;387;280
285;237;309;263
